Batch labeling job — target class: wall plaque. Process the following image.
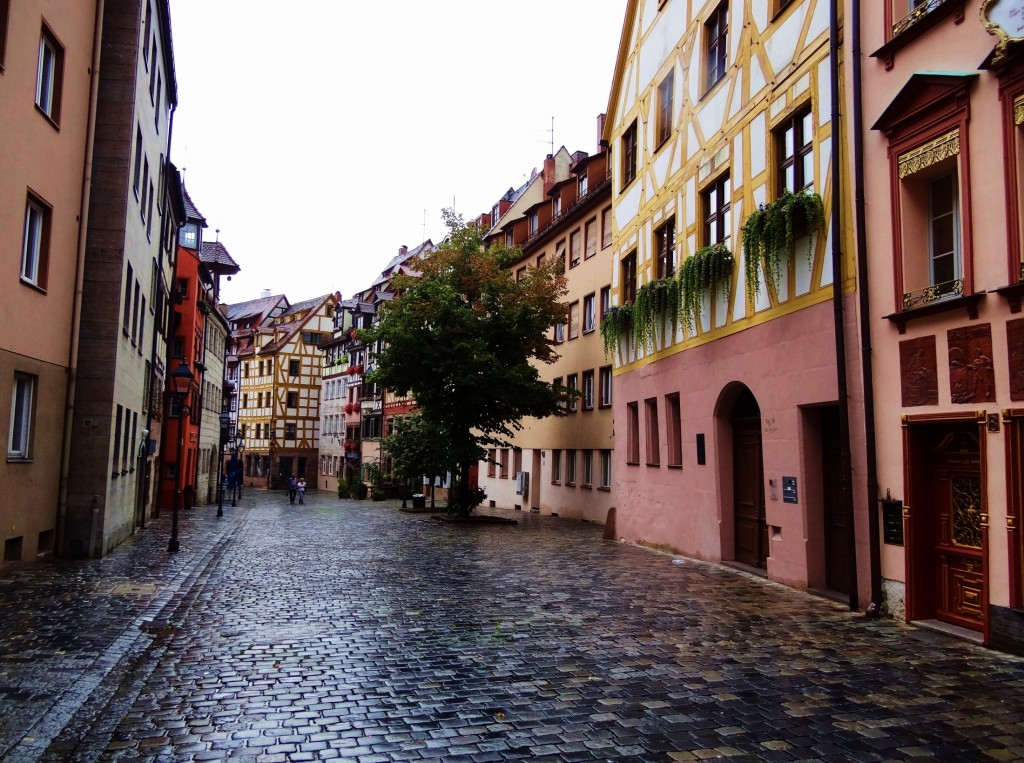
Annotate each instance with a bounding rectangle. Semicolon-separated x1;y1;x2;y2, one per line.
782;476;797;504
1009;318;1024;401
881;494;905;546
899;336;938;407
948;324;995;404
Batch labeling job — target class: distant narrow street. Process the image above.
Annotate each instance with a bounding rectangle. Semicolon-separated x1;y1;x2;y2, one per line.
2;490;1024;762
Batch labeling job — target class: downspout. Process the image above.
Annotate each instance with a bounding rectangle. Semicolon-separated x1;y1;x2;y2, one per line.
851;0;883;612
830;0;859;611
57;0;105;555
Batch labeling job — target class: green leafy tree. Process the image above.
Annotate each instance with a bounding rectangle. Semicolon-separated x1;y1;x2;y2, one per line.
380;412;454;508
364;210;568;515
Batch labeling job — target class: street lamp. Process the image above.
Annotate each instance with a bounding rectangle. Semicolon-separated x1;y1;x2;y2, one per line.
216;411;230;517
168;361;194;553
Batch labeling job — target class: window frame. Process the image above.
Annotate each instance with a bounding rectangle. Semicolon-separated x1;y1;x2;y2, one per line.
8;373;36;460
583;293;596;334
568;301;580;340
621;251;638;304
0;0;9;71
702;173;731;249
582;370;595;411
567;373;579;413
585;217;598;259
645;397;660;466
776;106;815;195
21;193;51;290
622;120;638;188
655;218;676;279
600;450;612;489
599;365;613;408
35;24;64;125
657;70;674;147
665;392;683;467
704;2;729;93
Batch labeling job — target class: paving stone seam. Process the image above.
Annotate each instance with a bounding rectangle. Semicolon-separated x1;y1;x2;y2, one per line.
4;508;251;763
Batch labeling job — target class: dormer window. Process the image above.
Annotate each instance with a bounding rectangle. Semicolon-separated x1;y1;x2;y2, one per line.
180;223;197;248
529;211;539;236
553;196;562;218
578;173;588;197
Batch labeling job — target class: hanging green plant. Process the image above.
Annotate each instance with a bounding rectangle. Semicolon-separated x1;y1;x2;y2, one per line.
632;277;681;351
679;243;733;333
599;303;633;357
741;189;824;299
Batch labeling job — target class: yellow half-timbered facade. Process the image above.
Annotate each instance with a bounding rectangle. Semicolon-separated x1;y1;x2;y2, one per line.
604;0;870;608
236;294;337;489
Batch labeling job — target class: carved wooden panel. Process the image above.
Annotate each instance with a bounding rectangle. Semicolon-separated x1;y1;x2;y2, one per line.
900;336;938;407
1009;318;1024;401
948;324;995;404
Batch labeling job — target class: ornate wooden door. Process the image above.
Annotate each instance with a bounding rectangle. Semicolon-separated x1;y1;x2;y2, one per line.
934;441;984;631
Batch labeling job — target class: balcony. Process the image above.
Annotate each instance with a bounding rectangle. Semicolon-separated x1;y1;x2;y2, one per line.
871;0;965;69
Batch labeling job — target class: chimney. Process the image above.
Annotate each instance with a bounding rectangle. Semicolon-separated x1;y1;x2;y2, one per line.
543;154;556;194
261;289;271;298
597;113;607;150
399;245;408;256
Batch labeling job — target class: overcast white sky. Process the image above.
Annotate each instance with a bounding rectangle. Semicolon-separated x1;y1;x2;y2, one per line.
168;1;627;306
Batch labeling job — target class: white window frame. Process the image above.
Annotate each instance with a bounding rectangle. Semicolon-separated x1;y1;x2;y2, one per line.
9;373;35;459
35;33;58;118
928;171;960;288
21;197;47;286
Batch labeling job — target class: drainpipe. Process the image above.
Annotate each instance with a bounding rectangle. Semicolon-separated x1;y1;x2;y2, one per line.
57;0;105;556
851;0;884;612
830;0;859;611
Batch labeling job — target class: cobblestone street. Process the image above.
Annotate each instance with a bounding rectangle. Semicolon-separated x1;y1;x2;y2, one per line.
2;489;1024;762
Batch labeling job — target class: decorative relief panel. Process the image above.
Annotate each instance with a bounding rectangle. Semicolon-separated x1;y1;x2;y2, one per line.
900;335;938;407
948;324;995;404
951;475;983;548
1009;318;1024;401
898;129;959;178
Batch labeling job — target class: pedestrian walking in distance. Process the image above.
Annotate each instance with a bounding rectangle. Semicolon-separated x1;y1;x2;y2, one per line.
298;477;307;505
288;475;298;504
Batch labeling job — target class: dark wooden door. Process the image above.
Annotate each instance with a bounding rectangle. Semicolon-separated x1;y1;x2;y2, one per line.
821;407;850;593
733;418;766;568
935;464;984;631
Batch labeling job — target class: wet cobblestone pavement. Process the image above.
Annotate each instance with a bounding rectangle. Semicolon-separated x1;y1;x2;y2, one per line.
2;490;1024;762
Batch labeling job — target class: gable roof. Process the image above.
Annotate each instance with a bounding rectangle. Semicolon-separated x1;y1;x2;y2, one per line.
182;187;208;227
226;294;288;326
200;241;240;274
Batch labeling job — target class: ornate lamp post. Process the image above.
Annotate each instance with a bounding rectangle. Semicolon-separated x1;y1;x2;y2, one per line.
168;361;194;553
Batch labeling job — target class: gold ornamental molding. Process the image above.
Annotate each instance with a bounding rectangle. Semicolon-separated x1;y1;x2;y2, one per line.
1009;516;1019;530
1015;94;1024;126
981;0;1024;66
899;130;960;178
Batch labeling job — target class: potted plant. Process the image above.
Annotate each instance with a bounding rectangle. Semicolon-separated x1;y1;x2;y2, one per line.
679;243;733;332
741;189;824;298
632;277;681;350
600;302;633;357
355;481;368;499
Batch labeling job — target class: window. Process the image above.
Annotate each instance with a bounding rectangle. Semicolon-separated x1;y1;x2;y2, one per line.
583;294;596;333
570;231;582;268
621;251;638;304
242;393;248;409
622;121;638;187
141;159;149;220
516;266;527;282
257;392;263;408
568;301;580;340
0;0;9;70
555;321;565;344
565;449;577;485
285;423;296;440
35;25;64;123
582;450;593;487
552;449;561;483
529;210;539;236
287;391;298;408
582;370;595;411
657;70;674;146
599;366;613;408
142;3;152;67
289;359;300;375
602;206;613;248
626;401;640;464
122;265;133;335
259;360;265;375
148;40;158;102
655;219;676;279
243;363;249;378
666;392;682;467
553;196;561;218
133;125;144;199
8;374;35;459
702;174;731;248
554;377;565;411
505;230;514;247
705;2;728;92
146;180;155;238
926;171;960;292
600;286;611;319
113;406;122;475
180;223;197;248
777;107;814;194
487;448;497;478
583;218;598;260
154;72;162;130
500;448;509;479
21;194;50;289
645;398;660;466
567;374;579;412
578;173;588;197
131;282;141;344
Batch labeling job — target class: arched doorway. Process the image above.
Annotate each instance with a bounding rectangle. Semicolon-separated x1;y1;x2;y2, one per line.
730;387;767;569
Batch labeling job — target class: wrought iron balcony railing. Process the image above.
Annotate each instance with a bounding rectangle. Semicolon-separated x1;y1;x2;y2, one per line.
892;0;949;37
902;277;963;311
